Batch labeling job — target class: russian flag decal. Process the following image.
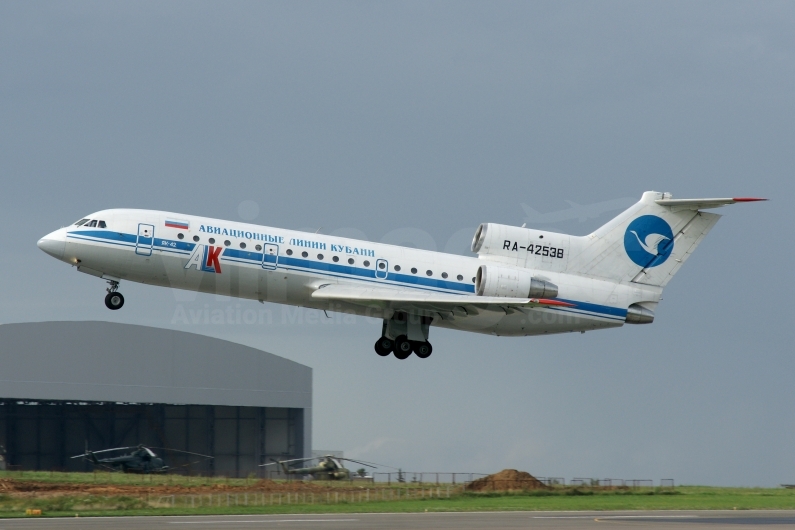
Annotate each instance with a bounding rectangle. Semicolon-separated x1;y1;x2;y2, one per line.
165;219;189;230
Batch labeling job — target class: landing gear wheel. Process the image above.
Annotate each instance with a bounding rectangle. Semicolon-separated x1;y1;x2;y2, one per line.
393;335;413;360
374;337;393;357
413;341;432;359
104;292;125;310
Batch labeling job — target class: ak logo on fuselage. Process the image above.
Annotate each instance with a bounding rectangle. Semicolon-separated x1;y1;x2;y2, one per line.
623;215;674;267
185;245;223;273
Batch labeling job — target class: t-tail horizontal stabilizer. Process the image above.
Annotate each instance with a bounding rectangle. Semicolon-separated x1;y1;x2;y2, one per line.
568;192;766;287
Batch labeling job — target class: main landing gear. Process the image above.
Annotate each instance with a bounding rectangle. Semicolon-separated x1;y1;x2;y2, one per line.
373;335;433;359
374;313;433;359
104;280;125;310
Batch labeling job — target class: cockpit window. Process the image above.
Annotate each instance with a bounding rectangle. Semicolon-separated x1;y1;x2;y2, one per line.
87;220;97;227
74;219;89;226
98;220;106;228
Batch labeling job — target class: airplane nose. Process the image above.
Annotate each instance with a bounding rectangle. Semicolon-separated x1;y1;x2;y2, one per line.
37;230;65;259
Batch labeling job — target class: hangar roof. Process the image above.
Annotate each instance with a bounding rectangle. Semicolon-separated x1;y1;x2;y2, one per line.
0;321;311;409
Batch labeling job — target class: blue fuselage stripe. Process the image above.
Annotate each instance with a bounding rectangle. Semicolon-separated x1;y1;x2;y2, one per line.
68;230;626;320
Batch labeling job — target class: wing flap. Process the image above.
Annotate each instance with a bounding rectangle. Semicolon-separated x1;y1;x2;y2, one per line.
310;284;573;312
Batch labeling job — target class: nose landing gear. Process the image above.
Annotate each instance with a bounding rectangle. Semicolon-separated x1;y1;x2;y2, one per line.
104;280;125;310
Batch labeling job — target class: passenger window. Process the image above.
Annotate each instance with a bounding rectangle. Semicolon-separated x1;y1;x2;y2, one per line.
363;260;370;267
301;251;308;258
209;238;216;244
286;249;293;255
318;254;324;260
411;268;417;274
457;274;463;281
441;272;448;279
348;258;355;265
193;236;200;242
177;233;184;240
426;270;432;276
332;256;339;262
224;240;231;247
378;262;386;270
472;277;476;283
240;242;246;249
255;244;262;251
394;265;401;271
98;221;107;228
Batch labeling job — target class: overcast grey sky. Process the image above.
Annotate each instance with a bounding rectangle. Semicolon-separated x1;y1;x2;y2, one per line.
1;1;793;486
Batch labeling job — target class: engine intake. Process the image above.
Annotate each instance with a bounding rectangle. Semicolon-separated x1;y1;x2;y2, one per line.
475;264;559;299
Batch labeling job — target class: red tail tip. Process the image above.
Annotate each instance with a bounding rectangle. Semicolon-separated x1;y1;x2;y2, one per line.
733;197;768;202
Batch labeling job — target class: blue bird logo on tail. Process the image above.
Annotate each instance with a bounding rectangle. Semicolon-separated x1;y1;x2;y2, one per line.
624;215;674;267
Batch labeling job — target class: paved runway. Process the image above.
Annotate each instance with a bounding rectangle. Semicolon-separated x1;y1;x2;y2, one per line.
0;511;793;529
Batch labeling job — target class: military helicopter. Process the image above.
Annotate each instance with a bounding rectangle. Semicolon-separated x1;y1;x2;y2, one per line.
71;444;212;474
261;455;379;480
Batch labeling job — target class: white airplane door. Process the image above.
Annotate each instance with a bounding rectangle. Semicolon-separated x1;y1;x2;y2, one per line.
135;224;154;256
261;243;279;270
375;258;388;279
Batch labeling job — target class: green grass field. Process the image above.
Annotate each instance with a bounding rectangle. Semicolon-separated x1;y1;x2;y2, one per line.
0;471;793;518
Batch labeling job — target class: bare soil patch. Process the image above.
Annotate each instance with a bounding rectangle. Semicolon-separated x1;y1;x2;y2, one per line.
465;469;548;492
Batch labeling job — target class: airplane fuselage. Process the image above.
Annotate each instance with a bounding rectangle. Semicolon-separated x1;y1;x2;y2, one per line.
39;208;647;338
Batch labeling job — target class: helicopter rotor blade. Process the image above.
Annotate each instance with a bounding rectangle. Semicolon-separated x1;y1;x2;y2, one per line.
338;458;377;468
259;456;322;467
338;458;400;470
258;456;316;468
278;457;317;465
167;459;209;472
146;447;214;460
70;446;137;459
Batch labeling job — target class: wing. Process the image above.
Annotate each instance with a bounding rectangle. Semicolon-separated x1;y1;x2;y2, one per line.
310;284;574;315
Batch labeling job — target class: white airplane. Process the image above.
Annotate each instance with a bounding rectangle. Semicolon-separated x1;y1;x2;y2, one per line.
37;191;764;359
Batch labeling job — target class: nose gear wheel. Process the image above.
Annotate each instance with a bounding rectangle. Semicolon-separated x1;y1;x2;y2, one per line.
105;292;125;310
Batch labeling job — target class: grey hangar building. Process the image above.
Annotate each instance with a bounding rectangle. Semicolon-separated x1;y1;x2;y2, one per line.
0;321;312;477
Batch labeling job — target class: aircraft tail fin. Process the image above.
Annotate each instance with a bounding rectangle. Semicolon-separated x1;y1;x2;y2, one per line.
567;191;764;287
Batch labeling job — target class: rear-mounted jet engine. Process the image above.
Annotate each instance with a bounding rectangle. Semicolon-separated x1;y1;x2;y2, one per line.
475;264;559;299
